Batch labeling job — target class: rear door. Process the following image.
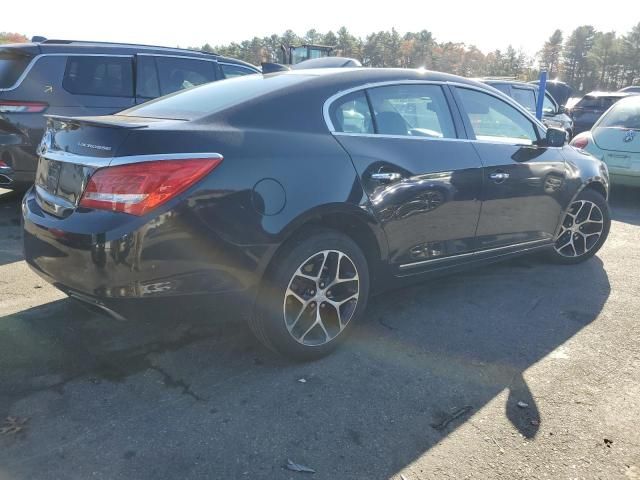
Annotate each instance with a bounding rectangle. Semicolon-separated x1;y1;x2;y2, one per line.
452;85;566;251
328;82;484;272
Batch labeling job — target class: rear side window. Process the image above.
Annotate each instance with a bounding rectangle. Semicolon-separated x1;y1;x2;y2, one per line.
330;91;373;134
63;56;133;97
511;87;537;113
367;84;456;138
221;63;257;79
155;57;216;95
0;52;32;88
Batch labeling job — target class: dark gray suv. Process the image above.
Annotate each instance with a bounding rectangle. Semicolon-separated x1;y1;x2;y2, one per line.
0;38;259;189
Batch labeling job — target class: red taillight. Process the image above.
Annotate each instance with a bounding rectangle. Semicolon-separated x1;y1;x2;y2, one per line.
0;100;48;113
79;158;222;216
570;135;589;149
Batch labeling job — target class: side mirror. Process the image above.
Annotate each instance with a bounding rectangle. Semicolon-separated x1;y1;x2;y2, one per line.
545;127;566;147
557;105;566;114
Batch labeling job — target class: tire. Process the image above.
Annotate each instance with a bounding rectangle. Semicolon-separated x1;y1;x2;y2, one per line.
547;188;611;265
249;228;370;361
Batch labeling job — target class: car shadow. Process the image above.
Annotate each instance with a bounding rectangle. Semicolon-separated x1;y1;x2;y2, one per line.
609;186;640;226
0;190;24;267
0;250;611;479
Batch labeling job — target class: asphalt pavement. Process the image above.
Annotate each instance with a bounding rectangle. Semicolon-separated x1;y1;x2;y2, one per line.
0;187;638;479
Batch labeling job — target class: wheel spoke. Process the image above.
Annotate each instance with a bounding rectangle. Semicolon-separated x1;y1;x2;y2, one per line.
287;297;310;330
284;249;360;346
555;200;605;258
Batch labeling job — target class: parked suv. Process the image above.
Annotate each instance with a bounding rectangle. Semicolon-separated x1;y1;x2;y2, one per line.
568;91;632;135
480;79;574;138
0;38;259;190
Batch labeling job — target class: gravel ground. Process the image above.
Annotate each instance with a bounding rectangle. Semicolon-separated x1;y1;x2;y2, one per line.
0;187;638;480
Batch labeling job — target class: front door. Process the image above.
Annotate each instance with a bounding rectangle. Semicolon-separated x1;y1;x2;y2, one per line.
328;83;484;272
452;86;567;250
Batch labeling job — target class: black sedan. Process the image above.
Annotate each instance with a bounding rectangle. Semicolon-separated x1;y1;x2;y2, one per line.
22;68;611;360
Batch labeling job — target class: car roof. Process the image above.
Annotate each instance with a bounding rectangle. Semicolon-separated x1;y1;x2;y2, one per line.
283;67;487;88
478;78;535;88
0;40;257;69
584;91;631;98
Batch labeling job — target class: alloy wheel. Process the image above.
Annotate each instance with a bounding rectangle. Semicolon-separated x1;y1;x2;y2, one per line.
554;200;604;257
283;250;360;346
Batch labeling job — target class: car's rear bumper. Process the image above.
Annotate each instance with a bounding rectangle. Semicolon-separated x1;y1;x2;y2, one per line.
22;188;263;320
610;172;640;187
0;135;38;190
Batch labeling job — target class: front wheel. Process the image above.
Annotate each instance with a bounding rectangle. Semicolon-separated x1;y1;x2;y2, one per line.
547;189;611;264
250;229;370;361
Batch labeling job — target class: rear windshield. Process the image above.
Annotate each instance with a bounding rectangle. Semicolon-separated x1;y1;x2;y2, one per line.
122;73;313;120
0;52;32;88
598;97;640;129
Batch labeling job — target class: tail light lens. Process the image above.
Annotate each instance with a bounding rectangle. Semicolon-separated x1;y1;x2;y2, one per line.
570;135;589;149
0;100;48;113
79;157;222;216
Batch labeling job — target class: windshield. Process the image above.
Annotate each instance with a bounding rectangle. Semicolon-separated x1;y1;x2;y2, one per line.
598;97;640;130
122;73;313;120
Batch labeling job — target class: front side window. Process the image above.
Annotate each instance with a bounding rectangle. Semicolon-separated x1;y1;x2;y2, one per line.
511;87;537;113
457;88;538;144
63;56;133;97
329;91;373;134
367;84;456;138
221;63;257;79
155;57;216;96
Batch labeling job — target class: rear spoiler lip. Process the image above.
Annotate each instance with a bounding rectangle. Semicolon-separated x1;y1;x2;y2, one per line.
44;114;148;129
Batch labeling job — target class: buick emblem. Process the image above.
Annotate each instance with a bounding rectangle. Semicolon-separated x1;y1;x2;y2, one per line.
623;130;636;143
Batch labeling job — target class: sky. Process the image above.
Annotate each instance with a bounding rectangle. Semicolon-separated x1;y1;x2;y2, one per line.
3;0;638;56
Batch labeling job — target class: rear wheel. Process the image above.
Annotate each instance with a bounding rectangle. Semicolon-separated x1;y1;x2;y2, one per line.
250;229;369;361
548;189;610;264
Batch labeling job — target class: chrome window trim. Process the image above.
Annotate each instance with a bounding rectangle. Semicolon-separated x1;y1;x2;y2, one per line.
136;53;219;63
0;54;134;92
109;152;223;166
41;150;223;168
332;131;540;148
322;78;549;144
398;238;552;271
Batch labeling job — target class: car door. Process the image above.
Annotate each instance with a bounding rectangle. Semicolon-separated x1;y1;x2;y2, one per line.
452;85;566;251
328;83;484;272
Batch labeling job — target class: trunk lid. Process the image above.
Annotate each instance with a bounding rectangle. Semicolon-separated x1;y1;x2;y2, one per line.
593;127;640;154
35;115;151;216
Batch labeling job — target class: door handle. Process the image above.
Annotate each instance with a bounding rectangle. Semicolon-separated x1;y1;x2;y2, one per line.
370;172;402;183
489;172;510;183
